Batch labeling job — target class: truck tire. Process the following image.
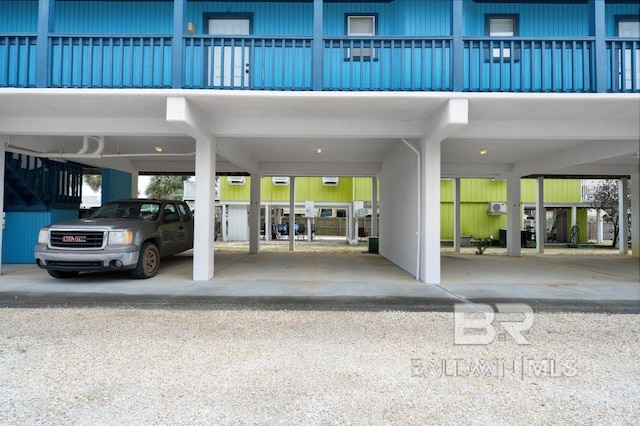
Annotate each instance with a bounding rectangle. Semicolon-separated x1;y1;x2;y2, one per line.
47;270;79;279
131;242;160;279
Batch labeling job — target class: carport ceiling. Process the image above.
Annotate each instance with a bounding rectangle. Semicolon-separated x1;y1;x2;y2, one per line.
0;89;638;178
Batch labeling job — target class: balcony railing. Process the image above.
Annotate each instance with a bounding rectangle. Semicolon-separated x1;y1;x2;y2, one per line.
607;39;639;93
0;35;37;87
323;37;452;91
0;33;638;93
183;36;312;90
49;35;172;88
463;37;595;92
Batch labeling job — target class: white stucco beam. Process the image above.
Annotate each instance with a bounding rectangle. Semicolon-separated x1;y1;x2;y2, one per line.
259;161;381;177
423;99;469;144
512;140;640;177
166;97;210;142
442;163;513;178
216;138;260;175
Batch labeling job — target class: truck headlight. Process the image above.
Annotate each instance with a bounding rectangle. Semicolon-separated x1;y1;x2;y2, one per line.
37;230;49;244
108;230;133;245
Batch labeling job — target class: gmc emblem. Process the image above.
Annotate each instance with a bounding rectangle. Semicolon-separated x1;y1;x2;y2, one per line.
62;235;86;243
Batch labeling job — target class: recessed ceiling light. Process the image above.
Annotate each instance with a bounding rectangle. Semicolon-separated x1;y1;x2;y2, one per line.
154;146;165;153
479;148;488;155
316;147;324;154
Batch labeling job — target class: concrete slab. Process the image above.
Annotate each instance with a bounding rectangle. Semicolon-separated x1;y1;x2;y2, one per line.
0;251;638;312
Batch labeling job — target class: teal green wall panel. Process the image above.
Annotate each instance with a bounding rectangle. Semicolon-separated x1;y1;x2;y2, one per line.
102;169;132;203
2;211;50;263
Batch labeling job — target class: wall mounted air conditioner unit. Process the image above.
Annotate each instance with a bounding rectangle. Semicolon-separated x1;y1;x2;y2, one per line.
227;176;246;185
322;177;339;186
272;177;290;186
488;202;507;215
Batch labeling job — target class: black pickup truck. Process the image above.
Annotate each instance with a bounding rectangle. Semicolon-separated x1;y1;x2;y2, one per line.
34;199;194;279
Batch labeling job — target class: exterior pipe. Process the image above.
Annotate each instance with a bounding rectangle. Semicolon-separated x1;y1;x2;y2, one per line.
402;138;421;281
6;145;194;159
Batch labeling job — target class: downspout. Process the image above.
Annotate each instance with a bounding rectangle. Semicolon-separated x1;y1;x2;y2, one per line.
402;138;421;281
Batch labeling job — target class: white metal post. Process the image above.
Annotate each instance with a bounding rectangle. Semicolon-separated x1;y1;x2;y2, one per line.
536;177;545;254
631;173;639;258
371;177;378;237
193;136;216;281
453;177;461;253
619;177;629;254
249;174;261;254
289;177;295;251
265;203;271;242
506;175;522;256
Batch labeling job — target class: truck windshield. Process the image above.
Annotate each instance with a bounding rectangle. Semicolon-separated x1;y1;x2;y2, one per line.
88;201;161;220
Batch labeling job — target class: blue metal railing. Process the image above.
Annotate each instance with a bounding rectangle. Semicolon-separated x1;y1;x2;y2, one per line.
184;36;313;90
606;39;639;93
49;35;172;88
0;35;37;87
1;33;638;93
323;37;452;91
463;37;595;92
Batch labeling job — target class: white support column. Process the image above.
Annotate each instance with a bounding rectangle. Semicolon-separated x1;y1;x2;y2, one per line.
249;174;261;254
0;141;5;275
131;171;139;198
265;204;271;242
193;136;216;281
631;173;639;258
596;208;603;244
571;206;577;228
221;204;227;242
536;177;545;254
289;177;295;251
506;175;522;256
453;177;461;253
347;206;353;242
420;138;441;284
371;177;378;237
619;177;629;254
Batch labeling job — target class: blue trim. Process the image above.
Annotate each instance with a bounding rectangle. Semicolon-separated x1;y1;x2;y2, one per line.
36;0;53;88
452;0;463;91
591;0;606;92
172;0;186;88
313;0;323;91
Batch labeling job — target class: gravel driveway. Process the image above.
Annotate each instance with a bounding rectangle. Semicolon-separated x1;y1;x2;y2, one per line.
1;307;638;425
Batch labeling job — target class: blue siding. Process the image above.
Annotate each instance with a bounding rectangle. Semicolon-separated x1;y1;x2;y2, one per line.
187;2;313;36
102;169;132;203
56;1;172;34
0;0;38;33
465;2;590;37
2;211;50;263
397;0;451;37
606;3;640;36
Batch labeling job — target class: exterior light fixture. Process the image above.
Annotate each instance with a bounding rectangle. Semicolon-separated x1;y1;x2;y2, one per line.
316;147;324;154
154;146;165;153
187;22;196;35
479;148;488;155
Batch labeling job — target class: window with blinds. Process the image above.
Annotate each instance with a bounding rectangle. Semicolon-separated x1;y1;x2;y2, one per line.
346;15;376;60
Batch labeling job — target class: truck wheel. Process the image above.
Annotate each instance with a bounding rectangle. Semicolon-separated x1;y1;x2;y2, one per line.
47;270;79;279
132;242;160;279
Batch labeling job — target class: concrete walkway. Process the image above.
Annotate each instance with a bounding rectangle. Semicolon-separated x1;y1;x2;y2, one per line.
0;251;638;311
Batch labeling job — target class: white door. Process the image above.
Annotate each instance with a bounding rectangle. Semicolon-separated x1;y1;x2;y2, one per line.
208;19;250;87
618;21;640;90
227;205;249;241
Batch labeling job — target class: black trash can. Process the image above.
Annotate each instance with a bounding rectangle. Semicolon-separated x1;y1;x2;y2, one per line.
368;237;379;254
499;229;507;248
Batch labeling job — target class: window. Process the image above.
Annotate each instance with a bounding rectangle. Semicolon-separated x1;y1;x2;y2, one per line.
616;17;640;90
486;15;518;61
346;15;377;60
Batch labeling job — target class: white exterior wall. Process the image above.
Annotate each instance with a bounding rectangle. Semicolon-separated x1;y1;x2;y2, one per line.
379;142;419;278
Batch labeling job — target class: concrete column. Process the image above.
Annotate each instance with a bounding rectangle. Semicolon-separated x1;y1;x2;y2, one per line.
371;177;378;237
265;204;271;242
631;174;639;258
619;177;629;254
193;136;216;281
0;142;5;274
289;177;295;251
347;206;353;242
571;206;577;228
536;177;545;254
420;137;441;284
249;174;261;254
221;204;227;242
506;175;522;256
453;177;461;253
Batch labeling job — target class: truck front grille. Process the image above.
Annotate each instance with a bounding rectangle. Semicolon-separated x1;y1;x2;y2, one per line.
50;231;106;249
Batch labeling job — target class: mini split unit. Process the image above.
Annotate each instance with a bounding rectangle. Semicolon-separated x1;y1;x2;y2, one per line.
488;202;507;215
